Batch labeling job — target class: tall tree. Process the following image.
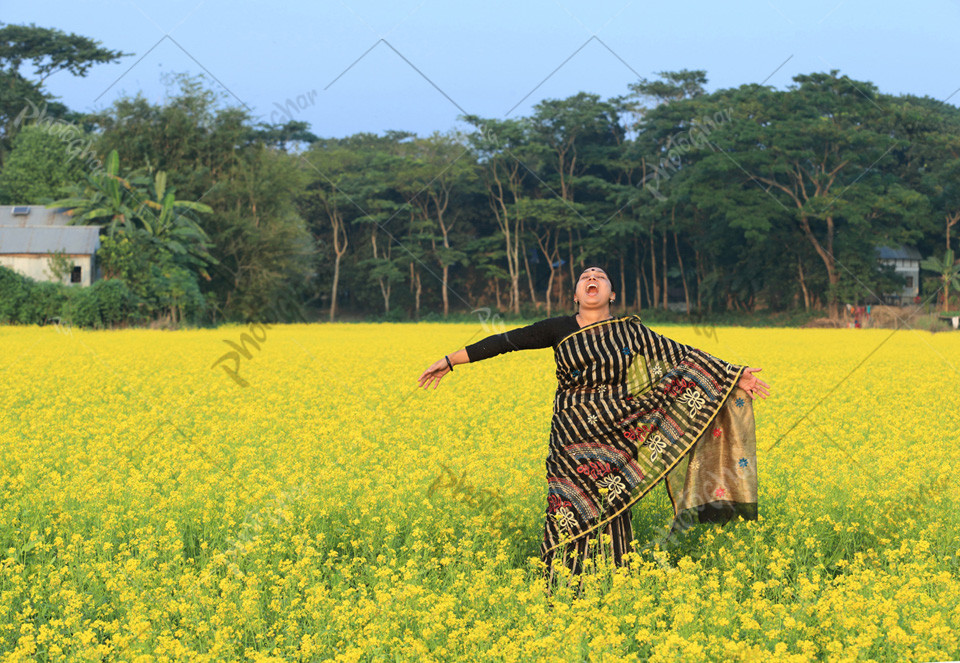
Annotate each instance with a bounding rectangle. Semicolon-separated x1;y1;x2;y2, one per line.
702;72;926;319
92;75;315;321
618;70;709;310
0;23;127;164
394;132;477;316
298;142;361;321
463;115;532;313
885;95;960;256
528;92;623;303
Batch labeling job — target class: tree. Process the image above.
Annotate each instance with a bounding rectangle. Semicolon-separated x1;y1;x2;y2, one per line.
299;140;367;321
463;115;533;314
886;95;960;256
394;132;477;316
253;119;319;152
0;22;127;164
703;71;927;319
47;149;220;324
91;74;315;322
527;92;623;306
618;71;709;311
0;124;85;202
347;142;407;315
517;197;589;316
203;144;313;321
48;149;146;233
96;232;203;325
49;150;216;271
626;69;708;108
88;74;249;199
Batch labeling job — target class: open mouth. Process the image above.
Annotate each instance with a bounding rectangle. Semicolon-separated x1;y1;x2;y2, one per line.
586;283;599;295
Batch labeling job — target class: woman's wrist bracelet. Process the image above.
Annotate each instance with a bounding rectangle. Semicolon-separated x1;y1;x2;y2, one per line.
445;355;454;371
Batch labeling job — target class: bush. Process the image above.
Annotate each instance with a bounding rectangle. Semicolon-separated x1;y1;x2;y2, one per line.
0;266;70;324
95;279;141;327
20;280;69;325
0;265;31;323
63;279;140;329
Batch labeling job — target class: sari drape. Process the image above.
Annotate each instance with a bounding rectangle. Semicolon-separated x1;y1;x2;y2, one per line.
540;314;757;578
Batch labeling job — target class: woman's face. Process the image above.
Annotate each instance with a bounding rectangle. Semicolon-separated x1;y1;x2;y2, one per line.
575;267;614;307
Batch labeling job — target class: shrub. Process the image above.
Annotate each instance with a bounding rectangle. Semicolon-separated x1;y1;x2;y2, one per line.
0;265;31;323
20;280;69;325
63;278;140;329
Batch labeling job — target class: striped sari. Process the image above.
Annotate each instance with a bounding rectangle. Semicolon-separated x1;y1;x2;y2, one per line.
541;314;757;580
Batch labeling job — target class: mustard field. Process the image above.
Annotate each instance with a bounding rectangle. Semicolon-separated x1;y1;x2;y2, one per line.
0;321;958;662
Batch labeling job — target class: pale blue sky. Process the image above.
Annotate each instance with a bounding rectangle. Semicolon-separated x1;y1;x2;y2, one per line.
9;0;960;137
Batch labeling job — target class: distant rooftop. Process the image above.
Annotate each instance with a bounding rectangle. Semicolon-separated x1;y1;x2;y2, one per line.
0;205;75;228
0;226;100;255
875;245;922;261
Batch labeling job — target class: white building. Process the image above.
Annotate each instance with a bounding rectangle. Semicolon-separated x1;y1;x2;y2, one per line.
0;206;101;287
875;245;921;305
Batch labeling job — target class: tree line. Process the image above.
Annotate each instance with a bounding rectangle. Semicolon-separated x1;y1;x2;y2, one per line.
1;23;959;327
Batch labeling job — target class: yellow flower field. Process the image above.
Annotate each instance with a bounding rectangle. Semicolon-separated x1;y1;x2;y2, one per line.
0;321;958;662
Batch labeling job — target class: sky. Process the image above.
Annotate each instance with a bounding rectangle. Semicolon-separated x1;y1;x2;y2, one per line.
6;0;960;138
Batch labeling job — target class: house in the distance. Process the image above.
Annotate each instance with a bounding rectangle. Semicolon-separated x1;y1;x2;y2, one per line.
875;244;921;305
0;205;100;287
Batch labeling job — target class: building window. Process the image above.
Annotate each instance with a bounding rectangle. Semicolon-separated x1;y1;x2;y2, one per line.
71;266;82;283
905;276;914;288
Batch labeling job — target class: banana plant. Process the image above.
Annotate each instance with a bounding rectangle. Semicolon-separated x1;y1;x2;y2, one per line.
47;150;141;236
132;169;218;277
48;150;218;276
920;249;960;312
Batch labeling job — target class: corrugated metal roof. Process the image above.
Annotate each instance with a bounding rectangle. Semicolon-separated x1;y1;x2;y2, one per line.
0;206;75;227
0;226;100;255
875;245;922;261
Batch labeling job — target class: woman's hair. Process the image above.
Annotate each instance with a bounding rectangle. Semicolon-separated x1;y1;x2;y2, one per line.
580;266;608;277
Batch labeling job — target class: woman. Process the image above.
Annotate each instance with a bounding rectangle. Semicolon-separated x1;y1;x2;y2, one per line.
417;267;769;585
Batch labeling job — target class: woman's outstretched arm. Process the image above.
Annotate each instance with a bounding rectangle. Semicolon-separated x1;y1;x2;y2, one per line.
417;316;573;390
417;349;469;389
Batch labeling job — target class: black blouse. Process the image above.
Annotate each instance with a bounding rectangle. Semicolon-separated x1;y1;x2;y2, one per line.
465;314;615;362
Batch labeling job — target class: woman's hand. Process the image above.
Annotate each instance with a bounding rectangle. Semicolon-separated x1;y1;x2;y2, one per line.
737;367;770;400
418;357;452;389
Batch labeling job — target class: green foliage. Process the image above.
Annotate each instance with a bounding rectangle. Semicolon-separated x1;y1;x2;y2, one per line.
145;262;206;324
920;249;960;311
0;124;87;203
0;265;67;325
21;280;69;324
0;22;127;164
204;143;313;321
96;233;206;324
0;209;209;330
88;75;314;323
3;64;958;326
47;147;217;325
97;233;145;282
63;278;140;329
0;265;32;323
44;249;73;283
48;148;217;274
0;23;128;80
0;262;141;328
